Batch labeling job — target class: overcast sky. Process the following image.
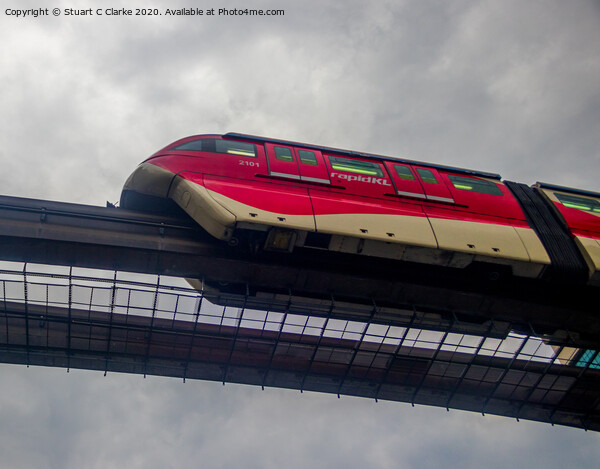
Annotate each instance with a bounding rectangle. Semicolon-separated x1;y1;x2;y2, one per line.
1;0;600;467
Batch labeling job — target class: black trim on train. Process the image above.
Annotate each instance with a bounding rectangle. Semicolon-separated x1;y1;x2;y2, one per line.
536;182;600;199
505;181;588;284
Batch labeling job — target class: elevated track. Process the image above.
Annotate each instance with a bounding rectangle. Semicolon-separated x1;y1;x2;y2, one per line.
0;194;599;430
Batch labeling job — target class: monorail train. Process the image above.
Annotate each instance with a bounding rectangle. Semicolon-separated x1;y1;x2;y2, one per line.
120;133;600;286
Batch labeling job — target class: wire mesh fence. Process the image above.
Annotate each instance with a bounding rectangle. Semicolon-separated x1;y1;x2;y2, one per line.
1;260;599;430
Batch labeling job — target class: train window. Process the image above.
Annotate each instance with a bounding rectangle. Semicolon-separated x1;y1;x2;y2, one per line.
555;193;600;213
448;175;503;196
416;168;438;184
172;139;207;151
394;165;415;180
329;156;384;177
298;150;318;165
274;146;294;162
215;140;257;157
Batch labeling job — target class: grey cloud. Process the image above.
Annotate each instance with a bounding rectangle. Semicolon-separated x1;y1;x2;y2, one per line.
1;365;598;469
1;0;600;467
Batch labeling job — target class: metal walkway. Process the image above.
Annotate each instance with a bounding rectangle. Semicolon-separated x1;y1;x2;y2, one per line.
1;262;599;431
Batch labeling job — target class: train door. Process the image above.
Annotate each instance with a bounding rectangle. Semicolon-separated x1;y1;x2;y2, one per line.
413;166;454;204
263;143;331;185
384;162;426;200
265;143;301;180
295;147;330;185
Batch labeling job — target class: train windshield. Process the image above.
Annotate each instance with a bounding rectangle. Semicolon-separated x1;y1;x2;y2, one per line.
172;139;206;151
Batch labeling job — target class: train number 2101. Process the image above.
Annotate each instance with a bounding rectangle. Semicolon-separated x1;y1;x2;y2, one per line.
239;160;259;167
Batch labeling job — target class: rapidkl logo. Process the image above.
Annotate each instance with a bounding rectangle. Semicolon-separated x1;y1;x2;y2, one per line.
330;172;391;186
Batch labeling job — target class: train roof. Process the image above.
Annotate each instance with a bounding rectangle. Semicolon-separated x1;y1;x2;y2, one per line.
224;132;502;180
536;182;600;199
